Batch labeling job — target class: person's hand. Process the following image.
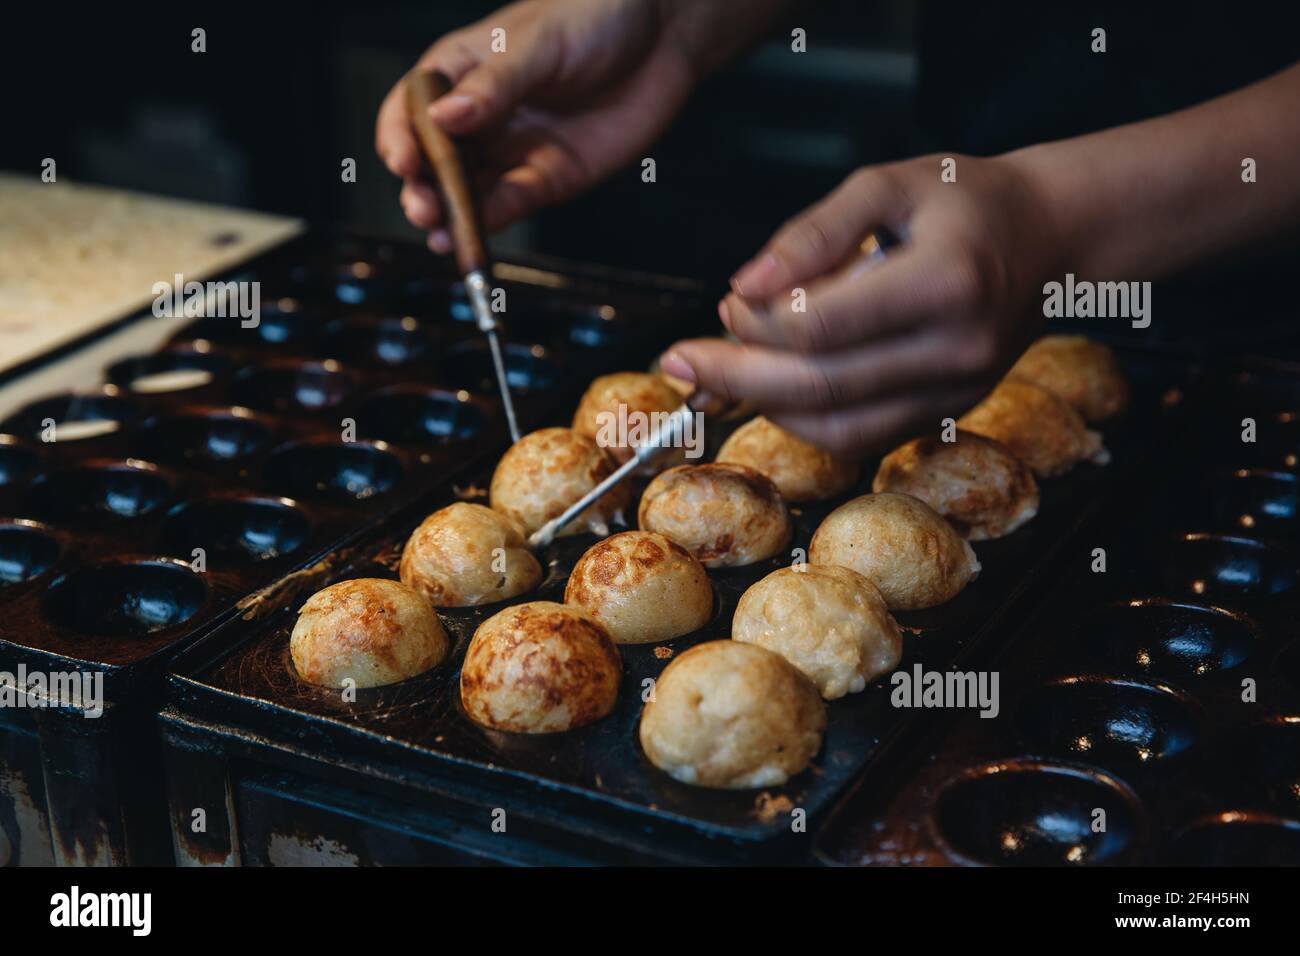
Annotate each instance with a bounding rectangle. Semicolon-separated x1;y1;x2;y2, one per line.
376;0;707;252
377;0;689;251
659;153;1062;457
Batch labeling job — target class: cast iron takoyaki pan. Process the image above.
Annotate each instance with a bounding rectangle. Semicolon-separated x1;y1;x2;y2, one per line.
163;342;1179;863
814;356;1300;866
0;230;711;865
0;231;704;685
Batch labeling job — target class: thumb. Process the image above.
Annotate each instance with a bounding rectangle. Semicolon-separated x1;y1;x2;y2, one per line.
427;50;556;135
658;338;748;407
730;166;908;300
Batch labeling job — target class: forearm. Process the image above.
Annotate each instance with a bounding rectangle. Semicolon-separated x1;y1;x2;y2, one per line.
657;0;795;78
1007;61;1300;280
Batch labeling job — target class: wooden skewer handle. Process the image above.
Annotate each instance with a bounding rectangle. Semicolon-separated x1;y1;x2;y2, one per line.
404;69;488;276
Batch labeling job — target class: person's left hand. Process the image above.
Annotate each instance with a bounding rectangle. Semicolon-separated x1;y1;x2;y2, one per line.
659;152;1064;457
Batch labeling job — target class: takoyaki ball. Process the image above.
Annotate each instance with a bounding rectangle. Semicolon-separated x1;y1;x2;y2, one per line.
489;427;630;537
638;462;792;568
400;502;542;607
564;531;713;644
572;372;685;465
290;578;449;689
956;379;1109;478
732;565;902;700
639;640;825;789
808;492;980;610
460;602;621;734
716;416;859;502
872;431;1039;540
1007;335;1130;422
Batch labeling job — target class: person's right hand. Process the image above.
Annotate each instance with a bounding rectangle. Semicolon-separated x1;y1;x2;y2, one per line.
376;0;699;252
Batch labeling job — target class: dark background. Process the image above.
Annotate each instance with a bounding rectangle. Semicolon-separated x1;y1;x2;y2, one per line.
2;0;1298;348
0;1;918;281
0;0;915;280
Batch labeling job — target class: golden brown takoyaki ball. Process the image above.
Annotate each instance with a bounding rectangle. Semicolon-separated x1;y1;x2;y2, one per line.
564;531;712;644
732;565;902;699
1007;335;1130;422
638;640;825;789
290;578;449;689
808;493;980;610
716;416;859;502
956;379;1109;478
872;431;1040;540
399;503;542;607
638;462;792;568
571;372;685;465
489;427;630;537
460;602;621;733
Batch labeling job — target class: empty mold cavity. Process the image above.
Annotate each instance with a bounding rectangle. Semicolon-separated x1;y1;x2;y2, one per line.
1159;533;1299;599
509;302;625;349
44;559;207;636
263;441;403;502
0;437;39;486
172;297;323;348
1171;812;1300;866
282;257;410;306
355;387;489;444
132;408;273;465
932;760;1142;866
329;259;388;305
161;496;309;563
107;350;229;394
318;315;437;366
1210;469;1298;536
1087;598;1256;677
0;522;61;586
1;392;139;441
229;360;355;414
1015;676;1199;765
441;340;560;394
26;461;173;523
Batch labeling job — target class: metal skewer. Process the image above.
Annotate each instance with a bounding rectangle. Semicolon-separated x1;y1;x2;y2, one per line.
464;269;521;442
528;394;711;550
406;70;522;442
527;229;900;549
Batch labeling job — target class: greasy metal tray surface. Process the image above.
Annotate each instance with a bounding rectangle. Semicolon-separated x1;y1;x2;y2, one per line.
0;233;708;689
165;347;1176;855
814;359;1300;866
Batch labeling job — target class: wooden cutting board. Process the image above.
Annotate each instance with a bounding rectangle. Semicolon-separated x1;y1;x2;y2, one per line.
0;174;301;378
